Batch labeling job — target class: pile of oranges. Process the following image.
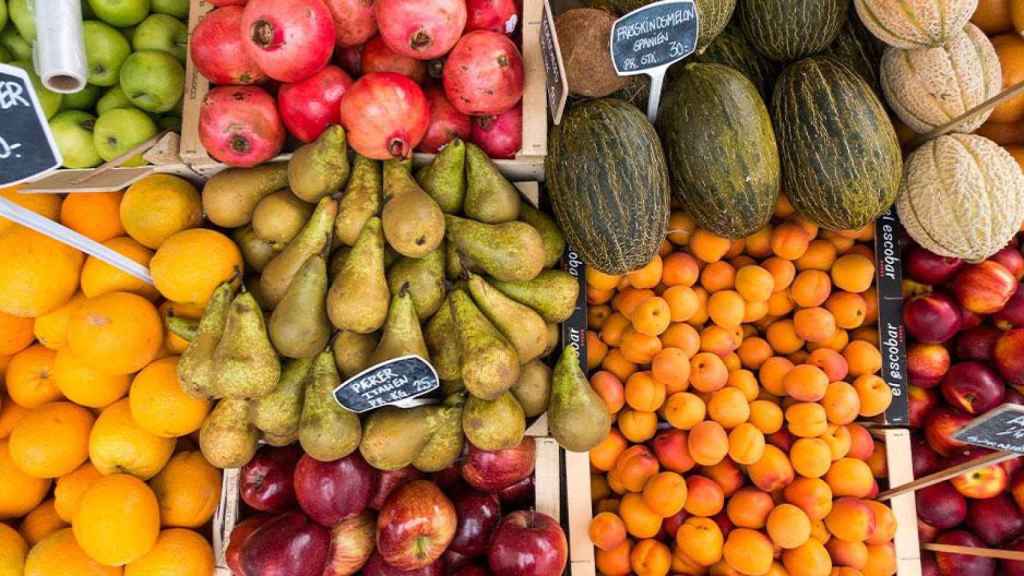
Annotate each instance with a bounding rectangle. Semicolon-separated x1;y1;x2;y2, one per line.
584;196;898;576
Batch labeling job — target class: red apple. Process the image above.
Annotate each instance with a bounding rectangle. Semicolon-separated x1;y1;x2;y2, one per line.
323;511;376;576
961;309;984;330
377;480;457;570
227;515;272;576
997;285;1024;328
997;328;1024;388
496;474;533;509
908;385;939;428
918;518;939;543
1004;455;1024;478
940;361;1006;414
431;466;466;493
1004;538;1024;576
916;481;968;530
922;554;940;576
371;466;423;510
967;493;1024;545
451;565;489;576
908;343;951;388
913;435;943;477
278;65;353;142
906;245;964;285
925;407;973;456
462;437;536;493
295;453;378;527
993;246;1024;280
241;512;331;576
1013;471;1024;511
449;491;501;557
935;530;996;576
362;552;445;576
442;549;473;572
488;511;567;576
240;444;302;513
904;292;963;343
954;260;1019;314
953;464;1010;499
956;326;1002;362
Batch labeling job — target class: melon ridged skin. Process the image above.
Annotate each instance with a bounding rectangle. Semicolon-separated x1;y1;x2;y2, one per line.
583;0;736;51
657;63;780;239
881;23;1002;134
771;56;902;231
826;12;886;92
854;0;978;49
690;25;782;99
738;0;848;62
546;99;670;274
897;134;1024;262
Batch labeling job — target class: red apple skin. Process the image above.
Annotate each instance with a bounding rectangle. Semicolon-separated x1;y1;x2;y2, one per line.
996;285;1024;328
294;453;378;527
956;326;1002;362
488;511;567;576
1004;538;1024;576
240;444;302;513
913;435;943;477
462;437;536;493
953;464;1010;499
967;493;1024;545
906;245;965;285
450;565;489;576
908;343;951;388
904;292;963;343
918;519;939;543
323;511;376;576
496;474;533;508
1004;455;1024;478
940;361;1006;415
935;530;996;576
377;480;457;570
370;466;424;510
362;552;445;576
1013;471;1024;511
916;481;968;530
960;309;984;330
993;246;1024;280
431;466;466;493
449;491;501;557
925;407;974;456
996;328;1024;388
908;385;939;428
227;515;272;576
241;512;331;576
442;549;473;572
954;260;1019;315
922;554;940;576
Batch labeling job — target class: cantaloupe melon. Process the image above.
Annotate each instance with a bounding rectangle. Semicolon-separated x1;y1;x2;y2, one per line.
880;23;1002;134
854;0;978;48
897;133;1024;262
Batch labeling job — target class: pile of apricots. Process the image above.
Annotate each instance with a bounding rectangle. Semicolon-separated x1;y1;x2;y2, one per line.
584;196;899;576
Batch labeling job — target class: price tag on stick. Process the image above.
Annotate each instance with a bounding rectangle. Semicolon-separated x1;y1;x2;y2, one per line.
0;63;62;186
953;404;1024;454
610;0;699;122
333;355;440;414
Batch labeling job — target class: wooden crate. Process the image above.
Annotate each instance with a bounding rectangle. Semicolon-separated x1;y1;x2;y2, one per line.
180;0;547;181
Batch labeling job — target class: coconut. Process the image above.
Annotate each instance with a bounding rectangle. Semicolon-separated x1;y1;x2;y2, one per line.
555;8;631;98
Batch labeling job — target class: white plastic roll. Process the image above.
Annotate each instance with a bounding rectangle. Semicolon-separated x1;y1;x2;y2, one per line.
32;0;88;94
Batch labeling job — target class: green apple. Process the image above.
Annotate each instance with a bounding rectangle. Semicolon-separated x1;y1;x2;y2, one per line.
157;114;179;131
83;20;131;87
87;0;149;28
50;111;103;168
81;0;94;17
10;60;62;119
60;83;101;111
0;0;8;32
119;50;183;113
93;107;156;166
0;24;29;61
8;0;33;42
119;25;135;43
150;0;185;19
132;14;186;61
96;84;133;114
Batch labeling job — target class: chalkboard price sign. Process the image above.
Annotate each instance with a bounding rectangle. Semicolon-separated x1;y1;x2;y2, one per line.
953;404;1024;455
540;0;568;124
333;355;440;414
0;63;62;186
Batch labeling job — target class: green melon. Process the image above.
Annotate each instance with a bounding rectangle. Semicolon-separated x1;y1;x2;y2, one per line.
738;0;848;62
690;25;781;99
771;56;903;230
546;99;670;274
658;63;780;239
583;0;736;50
826;11;886;92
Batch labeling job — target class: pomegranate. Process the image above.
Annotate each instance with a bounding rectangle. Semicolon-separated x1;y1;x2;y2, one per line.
190;7;267;85
335;45;363;77
278;65;353;143
905;245;964;286
418;85;471;153
241;0;336;83
466;0;518;34
444;30;524;116
199;86;285;167
324;0;377;47
361;35;428;84
903;292;963;343
340;72;430;160
471;103;520;159
210;0;246;6
375;0;467;60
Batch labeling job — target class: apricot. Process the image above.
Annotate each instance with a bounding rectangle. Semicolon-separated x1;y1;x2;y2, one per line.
596;538;632;576
844;341;882;377
643;472;687;518
847;424;875;461
794;307;837;344
832;254;874;294
783;364;829;402
688;421;729;466
726;423;764;466
629;256;663;289
782;539;833;576
749;400;784;434
690;353;729;392
742;299;770;323
626;371;667;413
821;425;852;461
589;305;612;329
701;325;741;357
620;493;663;539
591;371;626;414
864;501;897;545
677;517;724;567
613;445;660;492
759;356;795;396
771;222;812;261
651;348;691;394
821;381;861;425
707;387;749;429
747;445;795;492
592;474;611;502
786;402;829;438
671;547;708;575
862;288;879;324
588;268;622;291
827;292;867;330
615;288;656;319
602;349;638;382
601;313;632;347
630;538;671;576
784;477;834;521
723;528;775;576
791;270;832;308
588;331;608;369
827;539;868;570
661;323;701;358
691;229;732;263
664;392;706;431
790;438;833;479
590;512;628;551
726;487;774;529
853;375;892;418
735;266;775;303
764;257;796;291
664;286;700;323
775;195;796;218
702;459;744;497
862;543;897;576
797;239;838;271
633;297;672;337
708;291;745;329
662;252;700;287
651;429;696;474
767;290;796;317
825;498;876;543
767;319;805;355
620;330;663;364
867;441;888;478
811;327;850;353
727;369;759;402
701;261;736;293
767;503;812;550
808;348;849;382
726;239;746;258
619;409;658;443
687;287;710;326
667;212;696;245
589;286;614;305
684;475;725;517
590;429;628;471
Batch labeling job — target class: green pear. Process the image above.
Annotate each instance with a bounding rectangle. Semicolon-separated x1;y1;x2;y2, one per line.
260;196;337;308
381;159;445;258
549;345;611;452
445;215;545;282
419;138;465;213
299;351;362;461
464;142;520;223
263;429;299;447
252;190;314;246
164;315;197;342
491;270;580;323
387;246;445;320
177;282;236;399
288;125;350;203
252;356;314;438
332;330;378;378
327;217;389;333
517;203;565;269
450;288;519;400
414;394;465;472
199;398;258;469
334;155;381;246
467;273;547;364
463;392;525;450
233;226;280;272
511;360;551;418
212;292;281;399
359;405;434;471
445;238;469;280
202;162;289;228
367;285;429;366
269;255;331;359
425;294;461;381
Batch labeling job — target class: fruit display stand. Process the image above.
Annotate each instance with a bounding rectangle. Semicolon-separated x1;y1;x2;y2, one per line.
178;0;548;180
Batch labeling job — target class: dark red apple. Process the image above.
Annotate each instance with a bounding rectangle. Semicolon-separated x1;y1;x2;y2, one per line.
227;515;272;576
922;554;940;576
496;474;533;508
371;467;424;511
488;511;567;576
997;285;1024;328
431;466;466;493
916;481;968;530
961;309;984;330
377;480;457;570
462;437;536;493
449;491;501;557
913;435;943;477
323;511;376;576
362;552;445;576
908;385;939;428
956;326;1002;362
952;464;1009;499
918;518;939;543
904;292;963;343
450;565;489;576
993;246;1024;280
907;343;951;388
906;245;964;285
940;361;1006;415
1004;538;1024;576
967;493;1024;545
1003;454;1024;478
935;530;996;576
954;261;1019;314
997;328;1024;388
294;453;378;527
240;444;302;513
278;65;353;142
925;407;973;456
241;512;331;576
443;549;473;572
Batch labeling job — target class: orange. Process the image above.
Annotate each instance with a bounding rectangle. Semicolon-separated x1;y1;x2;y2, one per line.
32;292;85;350
6;345;61;408
0;440;51;519
23;528;121;576
89;399;175;480
10;402;94;478
18;499;66;545
68;292;164;376
0;394;29;439
723;528;774;576
129;357;210;438
0;311;33;355
124;528;214;576
73;474;161;566
53;348;131;408
120;174;202;249
0;187;61;235
151;229;243;306
677;517;723;567
80;237;160;300
54;462;103;522
59;191;125;242
0;226;84;318
831;254;874;293
0;522;27;576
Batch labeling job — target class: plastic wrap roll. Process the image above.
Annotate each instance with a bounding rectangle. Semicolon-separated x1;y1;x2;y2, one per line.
32;0;88;93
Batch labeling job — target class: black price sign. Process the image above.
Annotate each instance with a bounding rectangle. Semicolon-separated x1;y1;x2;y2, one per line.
953;404;1024;454
540;0;568;125
874;208;909;426
0;64;61;186
561;247;588;372
333;355;439;414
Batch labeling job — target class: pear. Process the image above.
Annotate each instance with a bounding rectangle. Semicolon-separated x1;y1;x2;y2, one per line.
245;276;272;311
441;379;465;395
211;292;281;399
203;162;289;228
199;398;258;468
328;245;350;278
288;125;350;202
445;215;545;282
252;191;314;246
269;255;331;359
299;350;362;461
359;405;434;471
414;394;465;472
388;246;446;320
419;138;465;213
261;196;338;308
333;330;379;378
233;226;280;272
327;217;390;333
425;295;461;381
450;288;519;400
334;155;382;246
367;285;430;366
491;270;580;323
511;360;552;418
252;356;314;437
445;239;469;280
549;345;611;452
517;203;566;269
463;392;525;450
543;323;560;358
381;159;445;257
464;142;520;223
178;282;236;399
263;429;299;447
467;273;547;364
165;316;198;342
